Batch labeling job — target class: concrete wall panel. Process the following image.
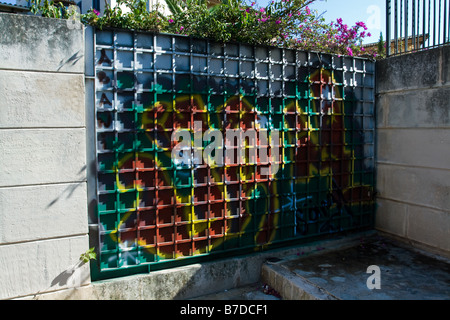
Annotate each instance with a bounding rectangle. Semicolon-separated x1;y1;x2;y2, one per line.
0;183;87;244
407;205;450;252
375;198;408;238
0;129;86;187
377;87;450;129
0;14;84;73
377;128;450;170
0;70;85;128
377;164;450;212
376;46;450;256
0;236;89;299
376;46;450;92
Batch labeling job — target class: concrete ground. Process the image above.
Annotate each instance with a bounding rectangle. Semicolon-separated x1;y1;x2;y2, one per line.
195;234;450;300
262;235;450;300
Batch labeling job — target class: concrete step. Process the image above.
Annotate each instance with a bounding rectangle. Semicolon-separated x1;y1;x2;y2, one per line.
261;235;450;300
190;282;281;300
187;230;379;300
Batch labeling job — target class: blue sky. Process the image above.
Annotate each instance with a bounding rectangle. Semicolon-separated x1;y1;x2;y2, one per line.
308;0;386;44
259;0;386;44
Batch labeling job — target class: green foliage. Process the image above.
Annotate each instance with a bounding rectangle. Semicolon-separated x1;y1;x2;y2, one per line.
164;0;185;15
82;0;166;32
29;0;379;58
162;0;377;56
377;32;386;58
29;0;78;19
80;247;97;263
165;0;315;46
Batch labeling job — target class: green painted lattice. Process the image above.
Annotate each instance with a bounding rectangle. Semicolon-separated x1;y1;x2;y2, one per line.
92;29;376;279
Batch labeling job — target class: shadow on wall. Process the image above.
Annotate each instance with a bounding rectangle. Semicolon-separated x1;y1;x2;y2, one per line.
32;259;90;300
46;165;87;208
57;50;84;72
50;260;87;288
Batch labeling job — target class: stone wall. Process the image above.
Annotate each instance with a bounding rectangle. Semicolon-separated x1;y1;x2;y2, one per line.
375;46;450;256
0;13;89;299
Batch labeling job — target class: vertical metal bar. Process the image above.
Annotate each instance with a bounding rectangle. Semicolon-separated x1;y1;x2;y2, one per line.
413;0;416;50
444;0;448;43
428;0;431;47
445;0;450;42
417;0;421;49
405;0;409;52
400;0;403;52
433;0;436;46
395;0;399;53
439;0;442;44
423;0;427;48
387;0;392;56
448;0;450;42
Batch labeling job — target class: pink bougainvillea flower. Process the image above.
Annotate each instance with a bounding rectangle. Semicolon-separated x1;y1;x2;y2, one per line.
347;47;353;56
355;21;368;30
276;20;281;24
180;26;184;31
305;6;311;15
93;9;100;16
168;19;174;23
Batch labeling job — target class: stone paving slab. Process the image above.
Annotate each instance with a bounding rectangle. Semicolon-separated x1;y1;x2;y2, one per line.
262;235;450;300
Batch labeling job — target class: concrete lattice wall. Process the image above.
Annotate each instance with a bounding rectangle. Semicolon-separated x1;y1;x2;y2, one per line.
375;46;450;256
0;13;89;299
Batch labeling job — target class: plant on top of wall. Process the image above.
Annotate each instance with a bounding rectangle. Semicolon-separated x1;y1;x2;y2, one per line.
81;0;167;32
163;0;377;58
30;0;380;58
29;0;79;19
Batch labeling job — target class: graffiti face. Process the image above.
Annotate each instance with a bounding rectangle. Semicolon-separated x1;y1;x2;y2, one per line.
94;31;375;274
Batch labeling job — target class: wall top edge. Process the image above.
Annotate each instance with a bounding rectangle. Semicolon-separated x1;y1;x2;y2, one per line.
90;26;376;63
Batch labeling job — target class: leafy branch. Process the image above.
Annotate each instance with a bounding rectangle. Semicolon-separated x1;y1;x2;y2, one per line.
79;247;97;264
29;0;78;19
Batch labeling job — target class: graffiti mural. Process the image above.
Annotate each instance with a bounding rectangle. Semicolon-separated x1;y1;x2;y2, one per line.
93;30;375;276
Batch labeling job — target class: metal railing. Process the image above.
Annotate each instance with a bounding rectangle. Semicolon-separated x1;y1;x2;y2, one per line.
386;0;450;56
